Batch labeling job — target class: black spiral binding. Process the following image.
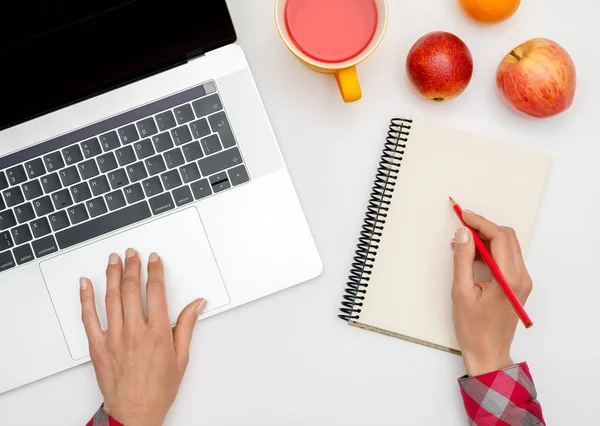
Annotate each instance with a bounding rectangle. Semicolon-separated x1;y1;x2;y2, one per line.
338;118;413;322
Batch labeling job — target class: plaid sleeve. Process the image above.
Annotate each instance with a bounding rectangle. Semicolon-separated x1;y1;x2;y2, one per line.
85;405;124;426
458;362;545;425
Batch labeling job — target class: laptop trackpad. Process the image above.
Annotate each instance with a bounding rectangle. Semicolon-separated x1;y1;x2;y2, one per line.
40;207;230;361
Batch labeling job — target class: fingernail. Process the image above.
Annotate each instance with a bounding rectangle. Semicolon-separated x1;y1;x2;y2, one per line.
196;299;207;316
126;248;136;259
148;252;159;263
108;253;119;265
457;227;470;245
464;209;475;214
79;277;88;291
451;238;456;244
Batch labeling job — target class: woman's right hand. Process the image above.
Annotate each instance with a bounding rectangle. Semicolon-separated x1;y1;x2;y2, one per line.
451;211;533;377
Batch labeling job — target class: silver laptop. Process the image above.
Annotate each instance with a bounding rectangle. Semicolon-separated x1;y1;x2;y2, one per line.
0;0;322;394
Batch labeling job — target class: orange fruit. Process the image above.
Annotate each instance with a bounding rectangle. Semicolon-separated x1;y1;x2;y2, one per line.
458;0;521;23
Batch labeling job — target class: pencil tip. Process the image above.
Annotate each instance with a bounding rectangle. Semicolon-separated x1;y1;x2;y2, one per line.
448;196;456;206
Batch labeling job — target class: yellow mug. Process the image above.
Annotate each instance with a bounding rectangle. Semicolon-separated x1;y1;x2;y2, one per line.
275;0;388;103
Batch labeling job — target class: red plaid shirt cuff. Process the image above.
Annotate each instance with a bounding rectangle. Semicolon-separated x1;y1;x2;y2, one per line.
458;362;545;425
86;405;124;426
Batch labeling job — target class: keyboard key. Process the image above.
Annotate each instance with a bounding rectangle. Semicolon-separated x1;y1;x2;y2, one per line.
208;112;236;148
0;250;15;271
67;204;89;225
161;170;182;191
155;110;177;131
189;118;210;139
14;203;35;223
33;196;54;216
198;147;242;177
0;197;4;211
49;211;70;231
86;197;108;218
108;168;129;190
11;224;32;245
171;125;192;145
163;148;185;169
126;162;148;183
149;192;175;215
134;138;155;160
52;189;73;210
7;165;27;186
228;165;250;186
56;201;151;250
100;131;121;151
59;166;81;187
24;159;46;178
0;231;14;251
0;173;8;190
174;104;195;125
41;173;62;193
172;185;194;207
105;190;126;211
71;182;92;203
192;94;223;117
0;210;17;230
190;178;212;200
179;163;201;183
142;177;163;197
116;145;136;166
89;175;111;196
62;145;84;165
30;217;51;238
118;124;140;144
201;134;222;155
78;159;100;180
152;132;174;153
124;183;145;204
81;138;102;159
182;141;204;162
43;152;65;172
3;187;24;208
137;117;159;138
32;235;58;258
13;244;34;265
145;155;166;176
209;172;231;193
97;152;119;173
22;180;43;200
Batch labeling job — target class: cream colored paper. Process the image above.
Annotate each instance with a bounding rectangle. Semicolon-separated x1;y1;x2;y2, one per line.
354;118;552;353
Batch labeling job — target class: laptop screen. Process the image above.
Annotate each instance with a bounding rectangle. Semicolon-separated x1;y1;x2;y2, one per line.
1;0;236;131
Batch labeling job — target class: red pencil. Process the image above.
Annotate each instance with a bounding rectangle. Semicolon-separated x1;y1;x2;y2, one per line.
449;197;533;329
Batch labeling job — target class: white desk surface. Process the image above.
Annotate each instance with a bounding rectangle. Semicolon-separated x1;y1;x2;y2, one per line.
1;0;598;424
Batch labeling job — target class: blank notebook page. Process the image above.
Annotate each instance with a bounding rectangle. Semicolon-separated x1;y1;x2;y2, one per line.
355;118;552;353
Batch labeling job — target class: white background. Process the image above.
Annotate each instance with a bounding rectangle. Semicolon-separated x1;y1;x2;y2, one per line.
1;0;598;424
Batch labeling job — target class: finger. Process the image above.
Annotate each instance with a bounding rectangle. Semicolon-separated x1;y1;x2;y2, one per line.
105;253;123;330
121;248;144;327
146;253;170;330
80;277;104;346
462;211;502;242
173;298;206;369
505;227;526;272
452;227;477;298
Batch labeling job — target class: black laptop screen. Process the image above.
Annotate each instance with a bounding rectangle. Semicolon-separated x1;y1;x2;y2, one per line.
1;0;236;131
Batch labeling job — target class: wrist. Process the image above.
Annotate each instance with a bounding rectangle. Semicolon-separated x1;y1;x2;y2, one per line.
103;403;166;426
462;351;514;377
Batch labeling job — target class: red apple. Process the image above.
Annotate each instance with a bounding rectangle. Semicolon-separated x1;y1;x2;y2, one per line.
496;38;576;118
406;31;473;102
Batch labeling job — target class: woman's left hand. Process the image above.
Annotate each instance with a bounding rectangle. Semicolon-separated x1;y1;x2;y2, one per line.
79;249;205;426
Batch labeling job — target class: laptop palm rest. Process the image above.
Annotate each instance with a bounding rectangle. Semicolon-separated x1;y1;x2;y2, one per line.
40;207;230;361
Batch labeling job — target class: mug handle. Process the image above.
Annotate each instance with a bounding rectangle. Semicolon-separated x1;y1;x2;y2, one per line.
335;66;362;103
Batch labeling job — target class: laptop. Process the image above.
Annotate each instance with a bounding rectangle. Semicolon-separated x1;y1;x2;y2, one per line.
0;0;322;394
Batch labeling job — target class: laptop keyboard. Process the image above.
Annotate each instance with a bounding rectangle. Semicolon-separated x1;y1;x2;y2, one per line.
0;81;249;272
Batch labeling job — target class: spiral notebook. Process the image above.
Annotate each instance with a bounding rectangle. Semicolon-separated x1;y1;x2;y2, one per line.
339;118;552;354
